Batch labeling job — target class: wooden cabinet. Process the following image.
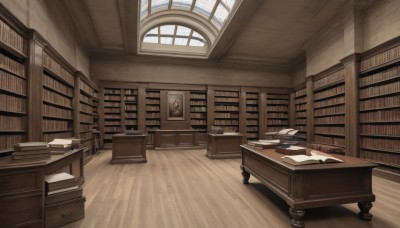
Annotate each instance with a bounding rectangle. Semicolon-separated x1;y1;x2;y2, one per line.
111;134;147;164
154;129;201;149
207;133;244;159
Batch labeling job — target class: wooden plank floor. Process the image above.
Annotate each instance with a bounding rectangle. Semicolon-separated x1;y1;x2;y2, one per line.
66;149;400;228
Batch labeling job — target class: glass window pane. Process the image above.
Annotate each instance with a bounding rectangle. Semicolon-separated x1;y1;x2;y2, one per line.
175;38;189;46
176;26;191;37
152;0;169;12
191;31;203;39
143;35;158;43
193;0;217;18
147;27;158;35
221;0;235;11
172;0;193;9
189;39;205;47
212;3;229;27
140;0;148;19
160;36;173;44
160;25;176;35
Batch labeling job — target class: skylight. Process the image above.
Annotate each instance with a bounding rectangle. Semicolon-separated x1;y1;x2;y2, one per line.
143;24;207;47
140;0;237;30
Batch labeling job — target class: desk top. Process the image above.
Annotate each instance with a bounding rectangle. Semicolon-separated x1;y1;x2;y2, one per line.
209;133;243;137
113;133;146;137
241;145;377;171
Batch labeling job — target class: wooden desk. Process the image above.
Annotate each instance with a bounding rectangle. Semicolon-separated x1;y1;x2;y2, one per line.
111;134;147;164
240;145;377;228
154;129;201;150
207;133;244;159
0;149;84;227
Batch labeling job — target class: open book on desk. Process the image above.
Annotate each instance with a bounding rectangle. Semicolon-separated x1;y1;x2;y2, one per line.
282;151;343;165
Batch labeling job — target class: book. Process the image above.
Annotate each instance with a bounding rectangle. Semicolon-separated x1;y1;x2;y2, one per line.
45;187;83;205
47;186;79;195
248;140;280;149
13;142;48;151
282;151;343;166
276;145;306;155
48;139;73;148
13;149;50;155
45;172;76;191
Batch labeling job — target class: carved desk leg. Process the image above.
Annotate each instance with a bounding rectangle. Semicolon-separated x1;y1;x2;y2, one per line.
358;201;373;221
289;207;305;228
241;165;250;184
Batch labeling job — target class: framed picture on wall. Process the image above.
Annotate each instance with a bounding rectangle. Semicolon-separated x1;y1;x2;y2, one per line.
167;91;185;120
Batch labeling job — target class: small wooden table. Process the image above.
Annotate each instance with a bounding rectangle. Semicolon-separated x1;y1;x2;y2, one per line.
240;145;377;228
154;129;201;150
111;133;147;164
207;133;244;159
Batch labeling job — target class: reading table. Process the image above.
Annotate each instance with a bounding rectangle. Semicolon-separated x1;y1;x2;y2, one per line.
240;145;377;228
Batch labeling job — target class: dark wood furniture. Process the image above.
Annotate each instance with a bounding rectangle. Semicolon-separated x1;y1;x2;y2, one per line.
154;129;201;150
0;149;84;227
111;133;147;164
207;133;244;159
240;145;377;228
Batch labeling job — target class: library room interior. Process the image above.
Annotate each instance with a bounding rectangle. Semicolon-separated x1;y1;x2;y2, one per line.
0;0;399;227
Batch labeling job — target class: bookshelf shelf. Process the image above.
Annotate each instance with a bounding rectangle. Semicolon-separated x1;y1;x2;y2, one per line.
266;93;289;133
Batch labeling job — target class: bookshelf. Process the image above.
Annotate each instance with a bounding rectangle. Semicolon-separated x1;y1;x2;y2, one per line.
294;87;307;140
145;89;161;147
313;69;346;149
93;89;99;130
78;77;95;162
0;18;27;152
124;88;138;131
213;90;240;133
42;52;75;142
190;91;207;144
245;92;259;140
103;88;122;144
266;93;289;133
359;45;400;177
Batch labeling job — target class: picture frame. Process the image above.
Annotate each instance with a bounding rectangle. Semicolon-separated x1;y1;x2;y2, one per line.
167;91;185;120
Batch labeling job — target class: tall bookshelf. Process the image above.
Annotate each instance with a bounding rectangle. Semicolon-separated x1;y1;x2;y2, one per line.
294;87;307;140
93;89;99;130
359;45;400;178
124;89;138;131
103;88;122;144
213;90;240;132
190;91;207;144
145;90;161;147
313;69;346;149
78;78;95;162
42;52;75;142
0;18;27;153
266;93;289;133
245;92;259;140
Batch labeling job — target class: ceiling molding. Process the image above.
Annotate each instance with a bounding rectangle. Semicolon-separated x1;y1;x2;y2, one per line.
207;0;264;59
117;0;138;54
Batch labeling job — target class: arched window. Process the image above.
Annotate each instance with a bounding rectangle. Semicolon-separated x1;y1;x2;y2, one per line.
143;24;207;47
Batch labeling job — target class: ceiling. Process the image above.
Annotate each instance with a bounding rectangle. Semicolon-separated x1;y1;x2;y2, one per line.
64;0;349;67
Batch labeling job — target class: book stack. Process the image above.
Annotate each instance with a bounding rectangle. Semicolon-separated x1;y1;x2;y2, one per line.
12;142;50;160
48;139;72;154
45;173;82;204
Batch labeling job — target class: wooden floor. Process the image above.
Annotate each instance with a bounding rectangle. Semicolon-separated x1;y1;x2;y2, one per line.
66;149;400;228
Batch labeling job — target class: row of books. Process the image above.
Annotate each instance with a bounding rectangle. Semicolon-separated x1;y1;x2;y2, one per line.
295;112;307;118
43;53;74;86
247;113;258;118
295;88;306;98
79;80;94;97
214;91;239;97
360;108;400;122
146;106;160;111
80;125;91;133
246;100;258;105
360;81;400;98
267;106;288;112
267;94;288;99
360;137;399;151
247;93;258;99
214;113;238;118
125;96;137;102
146;120;160;125
295;119;307;124
360;96;399;110
104;89;121;94
191;120;206;125
104;102;120;107
146;92;160;98
43;89;72;108
125;105;137;111
215;105;239;111
215;97;239;103
105;120;120;126
360;150;399;165
190;101;206;106
314;85;345;100
191;113;206;118
146;113;159;118
0;70;26;95
214;120;239;125
267;113;288;118
315;126;344;135
80;113;92;123
190;93;206;99
191;107;206;112
219;126;239;132
314;96;345;108
267;126;287;132
360;45;400;71
146;99;160;104
105;126;122;132
0;20;24;53
42;119;70;131
315;115;344;124
80;103;93;114
295;96;306;104
1;94;25;113
80;132;92;141
247;107;258;112
360;65;399;87
126;113;137;118
43;74;73;96
297;125;307;132
247;126;258;132
246;133;258;138
267;99;288;105
360;124;400;135
0;135;25;151
104;107;120;113
125;120;137;125
313;70;344;90
247;120;258;125
267;119;288;125
314;135;345;147
296;104;306;111
314;105;345;116
0;115;26;130
125;89;137;95
80;94;92;105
